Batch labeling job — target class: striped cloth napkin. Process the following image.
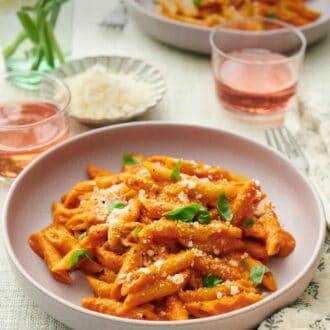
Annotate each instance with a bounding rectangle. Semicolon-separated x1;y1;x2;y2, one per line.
259;84;330;330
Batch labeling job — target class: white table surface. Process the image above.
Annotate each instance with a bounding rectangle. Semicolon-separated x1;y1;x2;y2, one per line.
1;0;330;329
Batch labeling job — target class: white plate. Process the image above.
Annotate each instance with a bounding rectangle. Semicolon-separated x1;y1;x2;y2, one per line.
126;0;330;54
2;122;326;329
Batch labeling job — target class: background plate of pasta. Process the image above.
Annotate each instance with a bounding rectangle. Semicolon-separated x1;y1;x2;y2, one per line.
3;122;326;329
126;0;330;53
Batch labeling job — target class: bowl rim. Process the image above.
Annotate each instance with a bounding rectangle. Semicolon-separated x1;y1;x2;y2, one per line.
2;121;326;326
52;55;166;125
126;0;330;34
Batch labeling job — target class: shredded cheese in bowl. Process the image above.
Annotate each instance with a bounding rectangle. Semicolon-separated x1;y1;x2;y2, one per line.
65;65;153;120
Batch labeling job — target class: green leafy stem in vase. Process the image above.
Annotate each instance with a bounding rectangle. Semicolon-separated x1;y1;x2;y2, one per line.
3;0;69;70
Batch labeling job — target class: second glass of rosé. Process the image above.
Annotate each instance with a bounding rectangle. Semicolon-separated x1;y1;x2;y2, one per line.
210;18;306;122
0;72;71;181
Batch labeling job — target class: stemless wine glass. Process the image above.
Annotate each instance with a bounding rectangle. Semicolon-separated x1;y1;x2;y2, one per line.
0;72;71;181
210;17;306;122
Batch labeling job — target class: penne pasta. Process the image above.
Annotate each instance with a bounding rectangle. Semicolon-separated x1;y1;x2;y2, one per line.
154;0;320;28
29;154;294;320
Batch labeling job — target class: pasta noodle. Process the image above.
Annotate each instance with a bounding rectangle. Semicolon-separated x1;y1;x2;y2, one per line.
154;0;321;28
29;154;295;321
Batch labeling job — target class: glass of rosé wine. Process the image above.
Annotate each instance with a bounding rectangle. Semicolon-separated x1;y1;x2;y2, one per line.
0;72;71;181
210;17;306;122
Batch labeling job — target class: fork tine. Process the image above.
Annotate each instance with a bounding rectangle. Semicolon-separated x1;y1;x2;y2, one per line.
265;130;273;147
99;1;127;29
277;127;294;158
283;127;306;159
269;128;285;154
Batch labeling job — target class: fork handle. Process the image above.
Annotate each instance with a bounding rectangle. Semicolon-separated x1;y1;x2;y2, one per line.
309;177;330;229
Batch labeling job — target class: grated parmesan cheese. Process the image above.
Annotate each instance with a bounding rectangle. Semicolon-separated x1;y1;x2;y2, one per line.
167;274;184;285
178;191;189;203
139;267;151;274
229;259;239;267
154;260;164;269
193;248;205;257
180;180;197;189
138;189;146;199
106;207;127;224
230;285;240;295
216;292;223;299
65;65;153;120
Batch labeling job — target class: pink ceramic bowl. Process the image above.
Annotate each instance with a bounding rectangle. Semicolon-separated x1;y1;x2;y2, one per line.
2;122;326;329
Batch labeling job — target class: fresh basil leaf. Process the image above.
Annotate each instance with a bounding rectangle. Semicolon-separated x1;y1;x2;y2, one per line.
107;201;126;213
171;160;182;181
240;260;248;266
78;231;87;241
70;249;93;271
244;218;255;228
266;12;277;19
131;226;141;235
217;192;233;222
198;207;211;224
250;265;270;287
193;0;202;6
163;204;211;224
122;154;141;166
203;273;224;288
163;204;201;222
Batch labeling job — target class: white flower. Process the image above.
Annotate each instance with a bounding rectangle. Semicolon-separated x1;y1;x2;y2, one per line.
0;0;20;15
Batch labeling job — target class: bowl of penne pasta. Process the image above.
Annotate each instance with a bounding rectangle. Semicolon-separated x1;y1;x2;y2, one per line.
2;122;326;329
126;0;330;54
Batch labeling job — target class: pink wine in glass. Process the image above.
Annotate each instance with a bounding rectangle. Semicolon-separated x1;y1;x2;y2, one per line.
0;102;69;178
215;49;298;115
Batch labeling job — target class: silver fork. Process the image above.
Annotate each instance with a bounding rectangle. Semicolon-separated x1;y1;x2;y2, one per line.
265;126;329;227
265;127;308;174
99;0;128;29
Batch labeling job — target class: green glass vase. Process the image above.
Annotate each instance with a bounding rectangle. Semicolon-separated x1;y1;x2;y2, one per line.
0;0;73;72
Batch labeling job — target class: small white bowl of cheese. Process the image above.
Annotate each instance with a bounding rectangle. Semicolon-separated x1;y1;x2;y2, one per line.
53;56;165;126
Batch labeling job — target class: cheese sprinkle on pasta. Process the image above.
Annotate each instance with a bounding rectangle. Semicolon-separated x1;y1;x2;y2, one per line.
28;154;296;322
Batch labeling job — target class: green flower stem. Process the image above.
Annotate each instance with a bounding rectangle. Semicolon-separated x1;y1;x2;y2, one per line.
50;4;60;27
31;48;44;70
45;20;64;63
2;32;27;60
39;13;54;68
17;10;39;44
3;0;68;70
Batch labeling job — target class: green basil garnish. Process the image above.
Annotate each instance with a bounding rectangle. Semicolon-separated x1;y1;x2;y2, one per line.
217;192;233;222
131;226;141;235
171;160;182;182
122;154;141;166
193;0;202;6
266;12;277;19
78;231;87;241
250;265;270;287
70;249;93;271
244;218;255;228
198;207;211;224
107;201;126;213
203;273;224;288
163;204;211;224
240;260;248;266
